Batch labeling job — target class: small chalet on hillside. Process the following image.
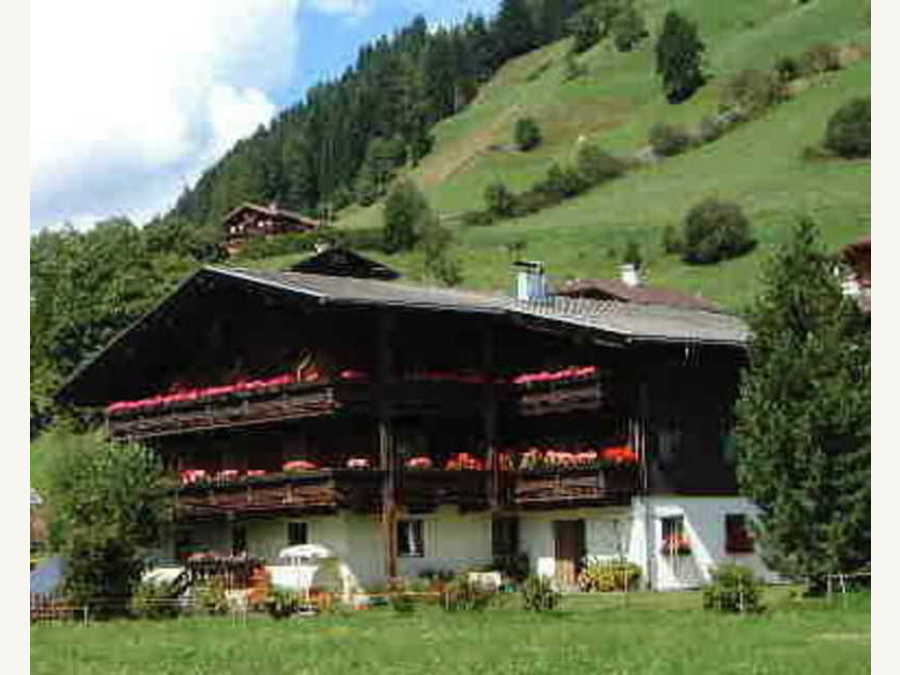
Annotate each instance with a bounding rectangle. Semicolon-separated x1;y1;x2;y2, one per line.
558;264;721;312
223;202;320;255
58;261;774;591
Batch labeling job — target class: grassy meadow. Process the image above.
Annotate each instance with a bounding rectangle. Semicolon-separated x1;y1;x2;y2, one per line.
30;589;870;675
259;0;871;312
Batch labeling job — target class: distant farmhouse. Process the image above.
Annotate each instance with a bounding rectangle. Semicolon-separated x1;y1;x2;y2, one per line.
557;264;722;312
223;202;320;256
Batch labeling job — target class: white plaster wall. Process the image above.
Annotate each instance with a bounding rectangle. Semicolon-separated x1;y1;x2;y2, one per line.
244;514;350;562
643;496;779;590
396;506;493;580
518;507;641;582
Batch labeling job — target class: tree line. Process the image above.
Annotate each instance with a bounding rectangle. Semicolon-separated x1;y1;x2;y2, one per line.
165;1;596;229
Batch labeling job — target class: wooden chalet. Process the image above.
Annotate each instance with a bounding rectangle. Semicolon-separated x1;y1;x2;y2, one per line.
223;202;320;255
58;266;774;591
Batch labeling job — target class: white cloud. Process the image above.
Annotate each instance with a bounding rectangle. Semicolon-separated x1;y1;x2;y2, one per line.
309;0;375;20
30;0;300;230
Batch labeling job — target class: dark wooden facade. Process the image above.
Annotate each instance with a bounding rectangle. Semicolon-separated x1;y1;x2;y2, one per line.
61;267;746;571
223;203;319;255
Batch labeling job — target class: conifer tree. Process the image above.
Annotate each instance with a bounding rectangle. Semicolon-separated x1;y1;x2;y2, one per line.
734;220;870;592
382;179;431;253
494;0;538;61
654;11;707;103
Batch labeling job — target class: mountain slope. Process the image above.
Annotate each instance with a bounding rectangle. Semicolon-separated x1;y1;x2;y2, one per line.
318;0;870;311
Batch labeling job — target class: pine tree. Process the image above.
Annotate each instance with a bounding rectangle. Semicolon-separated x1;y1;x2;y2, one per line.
734;220;870;592
494;0;538;62
654;11;707;104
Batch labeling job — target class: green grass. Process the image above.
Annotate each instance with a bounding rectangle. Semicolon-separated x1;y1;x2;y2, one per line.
285;0;870;312
31;589;870;675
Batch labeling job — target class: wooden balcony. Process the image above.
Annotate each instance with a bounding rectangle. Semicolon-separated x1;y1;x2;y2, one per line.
510;466;638;509
174;469;492;520
175;470;384;519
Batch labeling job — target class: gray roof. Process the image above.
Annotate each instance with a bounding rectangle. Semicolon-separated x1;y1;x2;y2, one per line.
213;266;748;346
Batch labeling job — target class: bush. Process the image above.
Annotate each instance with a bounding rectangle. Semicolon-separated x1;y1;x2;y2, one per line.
824;97;870;158
703;564;764;613
774;55;802;82
484;181;517;218
232;231;320;261
662;224;682;254
196;578;229;616
720;69;786;118
265;588;300;619
681;199;755;264
611;6;648;52
388;578;416;614
131;579;181;619
577;559;642;592
535;163;589;201
697;115;725;144
803;42;841;74
649;122;692;157
521;575;561;612
568;11;601;54
441;577;494;612
514;117;542;151
461;210;496;227
576;144;626;184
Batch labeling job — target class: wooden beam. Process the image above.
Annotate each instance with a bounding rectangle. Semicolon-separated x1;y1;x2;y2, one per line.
482;322;499;509
376;312;397;579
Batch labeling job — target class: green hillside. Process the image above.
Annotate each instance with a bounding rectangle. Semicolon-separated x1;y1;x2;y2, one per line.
247;0;871;311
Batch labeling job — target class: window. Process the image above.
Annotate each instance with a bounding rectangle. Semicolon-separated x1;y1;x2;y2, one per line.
725;514;754;554
660;515;690;555
492;517;519;557
288;521;308;546
397;519;424;557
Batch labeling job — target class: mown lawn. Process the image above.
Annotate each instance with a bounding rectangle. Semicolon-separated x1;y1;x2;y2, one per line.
30;589;870;675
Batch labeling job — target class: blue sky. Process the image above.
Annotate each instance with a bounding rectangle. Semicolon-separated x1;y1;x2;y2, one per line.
30;0;499;232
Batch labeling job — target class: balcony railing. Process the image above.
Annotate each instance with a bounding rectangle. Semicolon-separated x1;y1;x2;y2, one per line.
174;468;492;519
510;465;638;508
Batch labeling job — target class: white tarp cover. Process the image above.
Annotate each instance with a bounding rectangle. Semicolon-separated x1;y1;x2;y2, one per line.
270;544;348;599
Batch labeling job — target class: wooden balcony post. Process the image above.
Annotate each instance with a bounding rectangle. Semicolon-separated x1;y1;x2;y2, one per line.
377;312;398;578
482;322;499;508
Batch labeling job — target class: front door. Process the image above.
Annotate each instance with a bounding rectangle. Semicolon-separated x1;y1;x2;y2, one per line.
553;520;585;589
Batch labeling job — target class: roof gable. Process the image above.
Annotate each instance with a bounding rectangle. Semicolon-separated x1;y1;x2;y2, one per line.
288;248;401;280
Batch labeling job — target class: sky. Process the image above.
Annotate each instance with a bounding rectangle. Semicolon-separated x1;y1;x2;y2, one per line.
29;0;500;232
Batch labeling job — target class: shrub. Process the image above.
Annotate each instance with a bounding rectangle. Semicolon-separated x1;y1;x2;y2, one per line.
577;559;642;592
131;579;181;619
662;224;682;254
649;122;692;157
681;198;755;264
568;11;601;54
697;115;725;144
774;55;802;82
576;144;626;184
196;578;229;616
521;575;561;612
720;69;786;118
265;588;300;619
516;188;560;215
485;181;517;218
535;162;589;202
514;117;542;151
441;577;494;612
563;51;587;81
803;42;841;74
461;210;496;227
611;6;648;52
233;231;320;261
388;578;416;613
703;564;764;613
824;97;870;158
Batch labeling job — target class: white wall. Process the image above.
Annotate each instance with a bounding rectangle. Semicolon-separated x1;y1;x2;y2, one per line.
396;506;493;580
643;495;779;590
518;507;637;582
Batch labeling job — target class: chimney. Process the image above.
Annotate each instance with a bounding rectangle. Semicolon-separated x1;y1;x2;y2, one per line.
513;260;548;302
620;263;642;287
